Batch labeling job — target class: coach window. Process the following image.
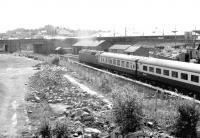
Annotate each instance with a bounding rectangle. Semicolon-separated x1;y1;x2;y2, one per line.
108;58;110;63
113;59;116;65
105;58;107;63
132;64;135;69
171;71;178;78
129;62;132;69
143;65;147;71
163;70;169;76
191;75;199;83
121;61;125;67
126;62;130;68
149;67;154;73
181;73;188;80
117;60;120;66
156;68;161;74
109;59;112;64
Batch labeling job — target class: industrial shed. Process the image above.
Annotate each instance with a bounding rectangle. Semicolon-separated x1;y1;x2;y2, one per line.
72;39;111;54
124;46;149;57
33;40;55;54
109;44;131;54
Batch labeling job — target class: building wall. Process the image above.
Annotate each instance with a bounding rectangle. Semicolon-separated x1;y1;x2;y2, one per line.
109;49;125;54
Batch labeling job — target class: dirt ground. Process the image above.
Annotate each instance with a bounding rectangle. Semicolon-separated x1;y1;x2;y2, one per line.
0;54;39;137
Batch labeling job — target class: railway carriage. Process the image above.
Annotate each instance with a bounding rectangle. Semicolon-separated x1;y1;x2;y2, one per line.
137;58;200;94
98;52;139;76
78;49;200;95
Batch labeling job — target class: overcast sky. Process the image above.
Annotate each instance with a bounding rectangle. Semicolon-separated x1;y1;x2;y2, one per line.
0;0;200;35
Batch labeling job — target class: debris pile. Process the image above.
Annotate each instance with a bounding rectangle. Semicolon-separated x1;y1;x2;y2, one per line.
27;64;112;137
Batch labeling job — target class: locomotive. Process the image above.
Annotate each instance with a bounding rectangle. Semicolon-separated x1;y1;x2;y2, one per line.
78;49;200;96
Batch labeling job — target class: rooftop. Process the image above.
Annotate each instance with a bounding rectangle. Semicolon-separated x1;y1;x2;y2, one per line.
72;39;105;47
109;44;131;50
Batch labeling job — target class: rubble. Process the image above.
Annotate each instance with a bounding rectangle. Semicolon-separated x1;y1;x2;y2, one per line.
27;64;111;137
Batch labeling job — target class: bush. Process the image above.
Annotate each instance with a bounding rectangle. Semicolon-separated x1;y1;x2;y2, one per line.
173;102;200;138
52;121;70;138
38;118;71;138
39;119;51;138
112;88;143;135
50;57;60;65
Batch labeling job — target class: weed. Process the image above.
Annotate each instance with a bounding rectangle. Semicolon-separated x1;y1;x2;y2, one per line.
173;102;200;138
52;120;70;138
50;57;60;65
111;88;143;135
38;119;51;138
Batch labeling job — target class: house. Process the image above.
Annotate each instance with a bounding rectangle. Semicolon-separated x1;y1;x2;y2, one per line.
72;39;111;54
109;44;131;54
124;46;149;57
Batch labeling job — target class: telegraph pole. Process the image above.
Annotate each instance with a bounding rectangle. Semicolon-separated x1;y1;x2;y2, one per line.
194;26;197;49
172;26;178;47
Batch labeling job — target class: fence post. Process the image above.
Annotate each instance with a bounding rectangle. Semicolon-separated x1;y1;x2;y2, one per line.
154;90;158;121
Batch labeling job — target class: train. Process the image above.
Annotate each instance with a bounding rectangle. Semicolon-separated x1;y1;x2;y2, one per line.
78;49;200;96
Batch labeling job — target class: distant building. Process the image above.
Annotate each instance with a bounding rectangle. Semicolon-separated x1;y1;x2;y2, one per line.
109;44;131;54
109;44;149;57
124;46;149;57
72;39;111;54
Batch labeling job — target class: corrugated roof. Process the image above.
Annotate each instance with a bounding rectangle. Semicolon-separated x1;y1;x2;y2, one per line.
109;44;131;50
72;40;105;47
124;46;141;52
133;42;155;48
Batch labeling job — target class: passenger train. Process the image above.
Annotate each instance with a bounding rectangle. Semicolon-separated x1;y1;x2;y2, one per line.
78;49;200;96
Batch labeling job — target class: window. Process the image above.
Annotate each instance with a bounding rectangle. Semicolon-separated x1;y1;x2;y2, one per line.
191;75;199;83
130;63;135;69
126;62;130;68
117;60;120;66
106;58;109;63
163;70;169;76
181;73;188;80
109;59;112;64
171;71;178;78
156;68;161;74
103;58;106;63
149;67;154;72
130;63;132;69
113;59;116;65
132;64;135;69
143;65;147;71
101;57;104;62
121;61;125;67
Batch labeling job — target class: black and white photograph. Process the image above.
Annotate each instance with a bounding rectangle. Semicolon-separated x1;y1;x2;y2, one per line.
0;0;200;137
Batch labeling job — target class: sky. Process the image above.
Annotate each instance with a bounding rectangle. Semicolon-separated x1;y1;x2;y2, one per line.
0;0;200;35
